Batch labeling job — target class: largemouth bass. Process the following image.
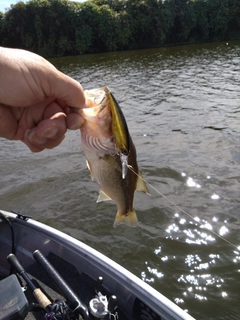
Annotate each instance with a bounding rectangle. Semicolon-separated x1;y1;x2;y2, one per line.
80;87;149;227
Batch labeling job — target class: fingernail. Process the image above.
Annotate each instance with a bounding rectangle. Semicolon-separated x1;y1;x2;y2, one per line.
27;130;47;145
41;127;58;138
69;124;78;130
69;117;85;130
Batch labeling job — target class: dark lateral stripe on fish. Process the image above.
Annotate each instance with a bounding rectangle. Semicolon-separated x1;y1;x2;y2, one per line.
109;92;130;155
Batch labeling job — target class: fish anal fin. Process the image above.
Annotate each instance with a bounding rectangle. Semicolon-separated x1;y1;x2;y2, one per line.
97;189;112;203
86;160;94;181
136;171;150;195
113;209;138;228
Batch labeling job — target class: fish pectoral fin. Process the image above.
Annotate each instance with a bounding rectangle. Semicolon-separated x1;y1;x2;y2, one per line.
136;171;150;195
113;209;138;228
97;189;112;203
86;160;94;181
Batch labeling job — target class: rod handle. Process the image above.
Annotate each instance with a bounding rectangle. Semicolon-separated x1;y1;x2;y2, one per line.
33;288;52;309
33;250;90;319
7;253;24;274
7;253;52;310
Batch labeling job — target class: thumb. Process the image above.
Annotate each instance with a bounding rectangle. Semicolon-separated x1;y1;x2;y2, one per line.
48;69;87;109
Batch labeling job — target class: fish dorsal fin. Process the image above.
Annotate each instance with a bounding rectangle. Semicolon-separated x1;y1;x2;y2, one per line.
113;209;138;228
86;160;94;181
97;189;112;203
136;170;150;195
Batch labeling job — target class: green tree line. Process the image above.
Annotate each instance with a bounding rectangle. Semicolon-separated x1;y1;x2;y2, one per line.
0;0;239;57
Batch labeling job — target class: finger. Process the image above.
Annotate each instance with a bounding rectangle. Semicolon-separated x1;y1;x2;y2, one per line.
23;112;67;152
66;112;85;130
23;132;65;152
23;128;66;152
48;71;87;109
38;112;67;138
0;105;18;140
59;103;86;130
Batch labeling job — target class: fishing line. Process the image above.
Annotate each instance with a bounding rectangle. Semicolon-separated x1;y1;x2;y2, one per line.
127;165;240;251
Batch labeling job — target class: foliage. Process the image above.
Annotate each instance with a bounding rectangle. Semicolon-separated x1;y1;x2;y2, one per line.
0;0;239;57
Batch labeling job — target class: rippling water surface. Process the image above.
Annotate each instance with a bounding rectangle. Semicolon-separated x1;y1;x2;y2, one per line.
1;41;240;319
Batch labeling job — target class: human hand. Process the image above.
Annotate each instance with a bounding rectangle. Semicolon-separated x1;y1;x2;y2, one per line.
0;47;86;152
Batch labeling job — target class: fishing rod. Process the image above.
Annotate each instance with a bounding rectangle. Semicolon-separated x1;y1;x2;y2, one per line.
33;250;90;320
6;253;69;319
7;253;51;309
33;250;119;320
6;251;118;320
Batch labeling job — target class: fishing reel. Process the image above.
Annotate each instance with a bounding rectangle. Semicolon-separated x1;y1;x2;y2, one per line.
44;300;71;320
89;277;118;320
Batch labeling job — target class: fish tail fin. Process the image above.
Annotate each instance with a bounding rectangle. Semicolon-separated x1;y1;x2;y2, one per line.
113;209;138;228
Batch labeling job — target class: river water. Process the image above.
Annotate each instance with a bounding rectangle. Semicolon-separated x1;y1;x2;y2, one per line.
1;41;240;319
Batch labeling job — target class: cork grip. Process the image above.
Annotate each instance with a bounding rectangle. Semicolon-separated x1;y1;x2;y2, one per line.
33;288;51;309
